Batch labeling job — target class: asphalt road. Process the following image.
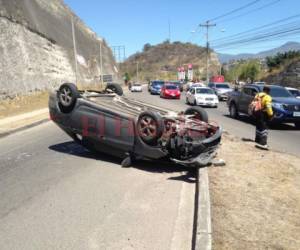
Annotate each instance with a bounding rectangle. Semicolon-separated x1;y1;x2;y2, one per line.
0;116;195;249
127;87;300;156
1;86;299;250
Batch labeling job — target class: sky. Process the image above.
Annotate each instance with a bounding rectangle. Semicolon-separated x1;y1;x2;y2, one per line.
64;0;300;57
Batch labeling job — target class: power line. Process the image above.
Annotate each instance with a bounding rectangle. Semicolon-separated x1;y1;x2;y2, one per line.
213;26;300;49
217;0;281;24
211;14;300;44
209;0;262;22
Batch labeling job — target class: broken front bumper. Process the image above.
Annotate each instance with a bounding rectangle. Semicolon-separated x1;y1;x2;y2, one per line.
170;127;222;167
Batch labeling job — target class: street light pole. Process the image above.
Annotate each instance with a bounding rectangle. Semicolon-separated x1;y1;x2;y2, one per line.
71;15;78;85
99;41;104;88
200;21;216;84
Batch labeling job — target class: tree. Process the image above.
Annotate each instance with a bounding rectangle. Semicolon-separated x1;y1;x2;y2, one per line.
143;43;152;52
124;72;131;85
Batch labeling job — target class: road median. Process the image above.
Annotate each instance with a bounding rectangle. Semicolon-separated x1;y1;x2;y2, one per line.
0;108;49;138
208;133;300;249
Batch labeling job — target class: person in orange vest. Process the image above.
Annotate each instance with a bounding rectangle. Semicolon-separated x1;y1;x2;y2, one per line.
252;86;273;150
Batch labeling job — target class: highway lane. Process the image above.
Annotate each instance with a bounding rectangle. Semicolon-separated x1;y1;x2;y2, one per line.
127;87;300;156
0;112;195;249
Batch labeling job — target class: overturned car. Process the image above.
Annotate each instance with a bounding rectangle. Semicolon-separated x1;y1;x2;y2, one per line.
49;83;222;167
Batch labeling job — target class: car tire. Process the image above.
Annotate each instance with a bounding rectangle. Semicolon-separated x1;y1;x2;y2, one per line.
58;83;79;113
229;103;239;119
105;83;123;96
295;122;300;129
137;111;164;145
184;107;209;123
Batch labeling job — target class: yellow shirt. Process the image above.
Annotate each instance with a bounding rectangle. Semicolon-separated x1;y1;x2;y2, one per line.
256;92;273;117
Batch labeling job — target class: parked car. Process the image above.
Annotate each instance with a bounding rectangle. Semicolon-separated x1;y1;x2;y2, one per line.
186;81;205;91
49;83;222;167
208;82;233;101
168;81;184;92
160;84;181;99
149;80;164;94
131;83;143;92
227;84;300;128
186;87;219;108
286;87;300;99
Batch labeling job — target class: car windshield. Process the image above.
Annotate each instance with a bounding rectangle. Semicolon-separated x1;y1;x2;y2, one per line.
152;81;164;86
196;88;214;94
166;85;178;90
215;84;230;89
266;87;294;97
289;89;300;96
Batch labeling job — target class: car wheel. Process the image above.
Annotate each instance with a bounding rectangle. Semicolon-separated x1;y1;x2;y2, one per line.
193;100;197;106
295;122;300;129
229;103;239;119
184;107;209;123
137;111;164;145
105;83;123;96
58;83;79;113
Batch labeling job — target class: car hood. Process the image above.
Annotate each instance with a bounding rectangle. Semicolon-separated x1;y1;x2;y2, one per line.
272;97;300;105
216;88;232;94
195;94;217;98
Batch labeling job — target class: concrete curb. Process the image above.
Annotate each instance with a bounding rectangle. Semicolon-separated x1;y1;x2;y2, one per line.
194;167;212;250
0;118;49;138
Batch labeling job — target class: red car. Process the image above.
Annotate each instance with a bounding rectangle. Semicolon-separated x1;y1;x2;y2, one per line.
160;84;181;99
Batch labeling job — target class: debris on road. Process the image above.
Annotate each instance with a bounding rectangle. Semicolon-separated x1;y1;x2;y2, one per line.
211;159;226;167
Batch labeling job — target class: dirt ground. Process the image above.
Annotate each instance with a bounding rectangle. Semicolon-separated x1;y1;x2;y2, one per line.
209;133;300;250
0;92;49;119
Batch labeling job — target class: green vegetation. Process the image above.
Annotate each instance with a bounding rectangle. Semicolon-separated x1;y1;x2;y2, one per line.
223;60;262;83
266;51;300;71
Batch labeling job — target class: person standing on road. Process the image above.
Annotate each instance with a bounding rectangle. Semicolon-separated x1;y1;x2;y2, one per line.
252;86;273;150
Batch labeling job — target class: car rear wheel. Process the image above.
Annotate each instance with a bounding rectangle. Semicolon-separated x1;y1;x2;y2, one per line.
105;83;123;96
184;107;208;123
137;111;164;145
58;83;79;113
229;103;239;119
295;122;300;129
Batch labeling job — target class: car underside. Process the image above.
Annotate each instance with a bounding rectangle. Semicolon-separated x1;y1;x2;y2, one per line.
49;83;222;167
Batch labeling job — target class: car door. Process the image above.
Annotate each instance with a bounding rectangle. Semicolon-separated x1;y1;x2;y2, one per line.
239;87;253;113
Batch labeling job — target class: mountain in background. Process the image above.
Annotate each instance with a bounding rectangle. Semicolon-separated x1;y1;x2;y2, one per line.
219;42;300;63
121;41;220;81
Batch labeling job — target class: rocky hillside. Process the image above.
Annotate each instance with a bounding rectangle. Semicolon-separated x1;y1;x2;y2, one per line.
264;59;300;88
0;0;118;99
120;41;220;81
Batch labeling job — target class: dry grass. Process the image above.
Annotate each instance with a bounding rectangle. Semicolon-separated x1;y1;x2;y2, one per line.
0;92;49;119
209;134;300;250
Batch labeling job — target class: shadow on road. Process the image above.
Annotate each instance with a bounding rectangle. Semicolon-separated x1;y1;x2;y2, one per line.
224;114;298;131
49;141;196;183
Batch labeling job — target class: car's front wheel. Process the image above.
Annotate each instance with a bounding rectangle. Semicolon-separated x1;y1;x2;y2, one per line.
58;83;79;113
137;111;164;145
105;83;123;96
184;106;208;122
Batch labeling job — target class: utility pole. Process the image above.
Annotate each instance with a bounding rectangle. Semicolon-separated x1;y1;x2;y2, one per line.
168;19;171;42
200;21;216;83
71;15;78;85
99;41;104;88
